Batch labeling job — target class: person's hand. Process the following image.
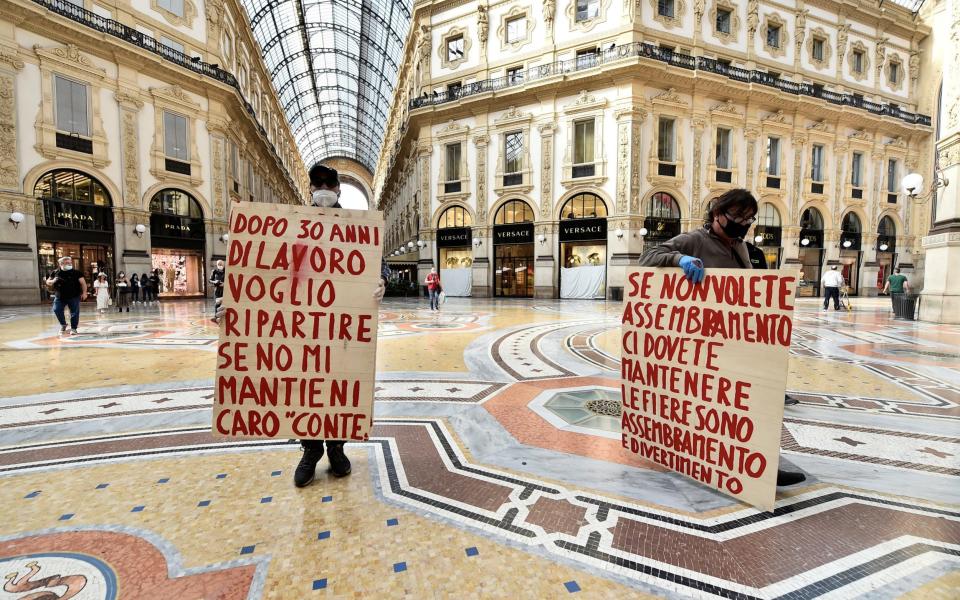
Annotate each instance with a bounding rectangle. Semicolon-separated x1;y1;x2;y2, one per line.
213;297;225;323
678;255;705;284
373;279;386;304
80;293;88;301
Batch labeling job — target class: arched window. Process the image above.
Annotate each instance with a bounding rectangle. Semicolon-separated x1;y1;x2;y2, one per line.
646;192;681;219
494;199;534;225
561;193;607;219
801;207;824;230
150;189;203;218
34;169;111;206
438;205;472;228
758;203;781;227
878;216;896;237
841;212;861;233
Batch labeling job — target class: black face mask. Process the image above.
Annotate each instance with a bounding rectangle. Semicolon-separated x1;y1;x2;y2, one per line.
720;218;750;240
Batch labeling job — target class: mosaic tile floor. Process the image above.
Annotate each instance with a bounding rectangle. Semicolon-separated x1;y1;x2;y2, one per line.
1;297;958;599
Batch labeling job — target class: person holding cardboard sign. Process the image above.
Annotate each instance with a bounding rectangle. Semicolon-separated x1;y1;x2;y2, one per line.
638;188;806;487
214;163;390;489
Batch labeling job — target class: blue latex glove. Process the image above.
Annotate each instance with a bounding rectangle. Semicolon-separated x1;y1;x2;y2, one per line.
678;255;705;284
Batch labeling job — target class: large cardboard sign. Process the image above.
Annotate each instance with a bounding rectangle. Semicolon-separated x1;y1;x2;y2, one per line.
620;268;798;511
213;202;384;441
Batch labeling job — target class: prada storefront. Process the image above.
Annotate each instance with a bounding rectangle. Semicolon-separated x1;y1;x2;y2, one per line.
149;189;206;298
558;193;608;299
493;200;535;298
34;169;115;301
436;206;473;297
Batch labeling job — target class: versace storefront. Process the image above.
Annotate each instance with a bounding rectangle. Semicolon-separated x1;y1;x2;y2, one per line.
558;193;607;300
436;206;473;297
493;200;535;298
34;169;115;301
149;189;206;298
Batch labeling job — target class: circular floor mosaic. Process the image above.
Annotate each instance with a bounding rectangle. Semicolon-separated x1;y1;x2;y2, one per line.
542;389;622;433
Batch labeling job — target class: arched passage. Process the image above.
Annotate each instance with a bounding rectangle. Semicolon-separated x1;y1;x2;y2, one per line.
33;168;116;301
840;211;864;295
558;192;608;299
435;205;474;297
149;188;207;298
754;202;783;268
799;207;825;296
492;199;535;298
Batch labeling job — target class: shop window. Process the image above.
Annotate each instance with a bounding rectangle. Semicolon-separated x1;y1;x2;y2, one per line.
494;199;534;224
758;203;781;227
149;189;203;218
573;119;596;178
801;207;823;230
841;212;861;233
561;193;607;219
644;193;681;242
439;205;472;228
54;75;89;137
34;169;113;231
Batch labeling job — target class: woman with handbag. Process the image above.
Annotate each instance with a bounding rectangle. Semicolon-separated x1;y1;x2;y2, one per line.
94;272;111;314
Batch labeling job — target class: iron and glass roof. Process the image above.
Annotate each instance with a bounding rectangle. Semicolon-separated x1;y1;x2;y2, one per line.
239;0;411;172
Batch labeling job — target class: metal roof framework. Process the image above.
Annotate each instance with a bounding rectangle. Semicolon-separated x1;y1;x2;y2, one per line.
239;0;411;171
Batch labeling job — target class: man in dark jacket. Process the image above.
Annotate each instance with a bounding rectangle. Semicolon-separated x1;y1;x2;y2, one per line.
215;164;389;488
209;260;225;299
46;256;87;335
639;188;806;487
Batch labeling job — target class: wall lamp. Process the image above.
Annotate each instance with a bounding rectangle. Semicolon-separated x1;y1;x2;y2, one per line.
220;233;229;243
537;234;546;245
417;240;425;248
407;241;414;250
639;227;648;237
754;235;764;244
800;238;811;246
134;223;146;238
8;212;24;229
879;243;889;251
615;227;624;240
473;238;482;248
841;240;852;248
902;169;949;200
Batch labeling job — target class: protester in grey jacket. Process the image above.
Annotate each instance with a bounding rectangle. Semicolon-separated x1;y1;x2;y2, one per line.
639;188;807;487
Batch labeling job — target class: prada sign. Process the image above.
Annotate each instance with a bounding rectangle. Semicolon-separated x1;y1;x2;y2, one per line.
559;218;607;242
753;225;782;247
493;222;533;245
437;227;472;248
151;214;205;241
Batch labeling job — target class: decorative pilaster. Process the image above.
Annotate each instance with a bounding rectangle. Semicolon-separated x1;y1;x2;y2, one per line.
791;134;807;225
115;90;143;208
614;108;645;216
538;123;555;219
418;145;432;228
0;48;24;191
473;134;489;223
692;117;706;206
745;125;760;192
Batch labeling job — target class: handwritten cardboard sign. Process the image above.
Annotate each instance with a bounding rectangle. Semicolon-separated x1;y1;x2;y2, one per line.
213;202;384;441
620;268;798;511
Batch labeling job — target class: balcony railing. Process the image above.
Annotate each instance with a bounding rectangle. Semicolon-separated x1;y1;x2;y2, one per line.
410;42;931;127
33;0;299;194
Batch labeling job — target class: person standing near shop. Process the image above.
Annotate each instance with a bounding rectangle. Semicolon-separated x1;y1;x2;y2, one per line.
209;260;225;301
425;267;441;311
139;272;151;305
882;268;910;313
46;256;87;336
130;273;140;305
94;272;111;314
149;270;161;304
638;188;807;487
116;272;131;313
820;265;845;311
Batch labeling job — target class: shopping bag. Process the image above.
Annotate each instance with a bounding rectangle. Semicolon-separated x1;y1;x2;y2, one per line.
439;291;446;304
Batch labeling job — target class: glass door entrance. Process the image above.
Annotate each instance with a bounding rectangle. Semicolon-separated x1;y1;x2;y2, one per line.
494;244;534;298
38;242;114;301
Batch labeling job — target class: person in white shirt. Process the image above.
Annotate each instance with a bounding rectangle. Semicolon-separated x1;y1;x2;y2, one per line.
820;265;845;310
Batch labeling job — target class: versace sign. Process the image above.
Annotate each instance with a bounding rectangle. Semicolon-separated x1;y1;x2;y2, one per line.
493;223;534;245
559;218;606;242
437;227;472;248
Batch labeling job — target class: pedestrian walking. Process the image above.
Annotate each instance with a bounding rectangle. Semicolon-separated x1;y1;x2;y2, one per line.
821;266;844;310
425;267;441;310
94;272;111;314
210;260;225;300
638;188;806;487
116;272;132;312
46;256;87;336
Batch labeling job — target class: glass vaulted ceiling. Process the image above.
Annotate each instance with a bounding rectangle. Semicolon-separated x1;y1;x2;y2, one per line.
239;0;411;172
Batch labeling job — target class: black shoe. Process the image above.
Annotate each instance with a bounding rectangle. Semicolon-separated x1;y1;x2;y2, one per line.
326;442;351;477
776;469;806;486
294;446;325;487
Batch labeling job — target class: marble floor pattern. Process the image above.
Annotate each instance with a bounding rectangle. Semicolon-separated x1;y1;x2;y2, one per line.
1;297;958;599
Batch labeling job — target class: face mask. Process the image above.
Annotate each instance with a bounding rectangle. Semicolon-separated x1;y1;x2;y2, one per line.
62;265;73;271
312;190;339;207
720;218;750;240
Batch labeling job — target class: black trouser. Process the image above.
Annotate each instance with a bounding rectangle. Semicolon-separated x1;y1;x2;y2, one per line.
301;439;345;452
823;286;840;309
890;292;902;313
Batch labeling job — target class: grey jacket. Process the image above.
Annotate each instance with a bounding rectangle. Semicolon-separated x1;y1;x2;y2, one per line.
638;226;752;269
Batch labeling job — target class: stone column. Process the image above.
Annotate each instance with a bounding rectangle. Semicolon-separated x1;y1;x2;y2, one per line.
782;135;807;267
471;226;491;297
416;144;433;297
608;108;646;300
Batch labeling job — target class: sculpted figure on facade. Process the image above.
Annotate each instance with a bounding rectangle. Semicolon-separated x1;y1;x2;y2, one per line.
795;10;808;52
875;37;888;77
543;0;555;33
837;24;849;59
693;0;704;26
746;0;759;38
477;6;488;48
